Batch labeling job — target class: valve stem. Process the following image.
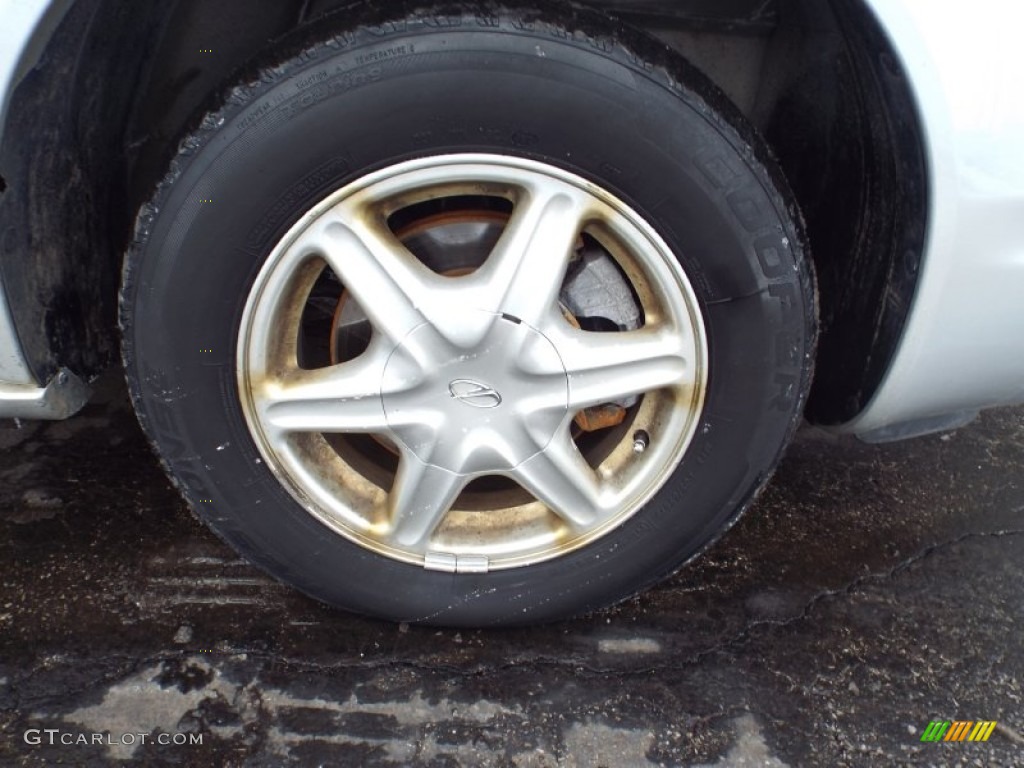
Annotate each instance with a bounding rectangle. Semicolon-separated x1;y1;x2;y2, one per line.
633;430;650;455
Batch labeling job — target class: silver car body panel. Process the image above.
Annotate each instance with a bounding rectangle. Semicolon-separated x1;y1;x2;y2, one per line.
0;0;1022;432
0;282;32;388
848;0;1024;435
0;0;87;418
0;0;53;388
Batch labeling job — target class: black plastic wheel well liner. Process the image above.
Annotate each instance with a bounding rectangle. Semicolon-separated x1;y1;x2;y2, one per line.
765;0;928;424
0;0;925;425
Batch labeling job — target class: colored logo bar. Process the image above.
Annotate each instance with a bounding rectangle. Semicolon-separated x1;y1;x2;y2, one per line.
921;721;997;742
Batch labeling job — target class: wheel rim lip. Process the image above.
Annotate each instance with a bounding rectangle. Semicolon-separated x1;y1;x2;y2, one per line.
236;153;709;570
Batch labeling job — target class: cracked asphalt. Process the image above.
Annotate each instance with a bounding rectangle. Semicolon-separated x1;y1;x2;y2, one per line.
1;373;1022;766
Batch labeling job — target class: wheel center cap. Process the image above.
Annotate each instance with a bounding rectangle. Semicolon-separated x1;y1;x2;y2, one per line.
381;311;568;474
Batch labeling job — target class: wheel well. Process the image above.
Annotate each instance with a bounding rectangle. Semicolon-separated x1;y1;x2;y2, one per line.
0;0;925;424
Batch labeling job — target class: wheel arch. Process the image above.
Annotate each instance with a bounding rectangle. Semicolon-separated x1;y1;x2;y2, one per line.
0;0;927;427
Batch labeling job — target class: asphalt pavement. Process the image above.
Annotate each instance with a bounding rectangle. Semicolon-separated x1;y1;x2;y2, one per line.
1;373;1022;767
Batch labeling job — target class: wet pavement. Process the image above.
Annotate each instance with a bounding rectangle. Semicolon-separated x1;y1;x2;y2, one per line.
1;373;1022;767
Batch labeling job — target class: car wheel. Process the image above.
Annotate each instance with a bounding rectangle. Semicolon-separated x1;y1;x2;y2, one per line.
121;5;815;625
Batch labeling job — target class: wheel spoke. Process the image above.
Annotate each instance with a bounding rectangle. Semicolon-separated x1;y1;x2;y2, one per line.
555;326;692;410
512;431;604;529
255;350;390;435
475;183;591;327
317;206;500;351
315;208;439;346
388;454;466;548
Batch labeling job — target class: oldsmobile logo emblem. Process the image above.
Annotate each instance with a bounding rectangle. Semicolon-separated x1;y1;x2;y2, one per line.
448;379;502;409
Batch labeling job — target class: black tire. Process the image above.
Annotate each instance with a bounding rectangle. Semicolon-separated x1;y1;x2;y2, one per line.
121;4;815;626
